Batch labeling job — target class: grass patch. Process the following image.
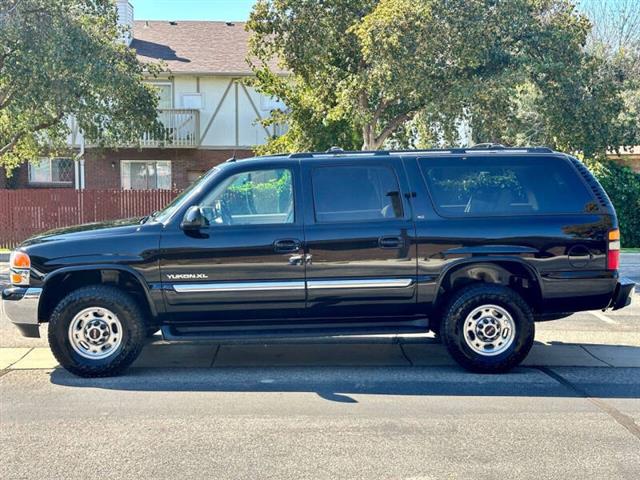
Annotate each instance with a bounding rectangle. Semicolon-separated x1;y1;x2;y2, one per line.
0;248;10;253
622;248;640;253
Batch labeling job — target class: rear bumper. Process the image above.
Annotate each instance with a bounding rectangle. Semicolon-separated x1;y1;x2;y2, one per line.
610;277;635;310
1;287;42;338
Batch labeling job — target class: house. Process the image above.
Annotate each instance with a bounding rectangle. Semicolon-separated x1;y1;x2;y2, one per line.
3;1;285;190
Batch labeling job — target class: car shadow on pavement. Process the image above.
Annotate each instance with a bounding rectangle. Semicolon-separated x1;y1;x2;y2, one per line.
47;340;640;402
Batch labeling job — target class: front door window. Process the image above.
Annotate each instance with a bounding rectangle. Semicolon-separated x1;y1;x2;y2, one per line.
198;168;294;226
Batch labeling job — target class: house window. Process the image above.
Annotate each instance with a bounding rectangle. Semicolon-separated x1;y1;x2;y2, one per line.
147;82;173;109
121;160;172;190
182;93;203;110
29;158;74;185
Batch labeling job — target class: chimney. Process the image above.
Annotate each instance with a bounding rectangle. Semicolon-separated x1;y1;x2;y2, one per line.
115;0;134;46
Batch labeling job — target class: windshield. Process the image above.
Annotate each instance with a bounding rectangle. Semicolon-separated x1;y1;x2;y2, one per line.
151;167;221;224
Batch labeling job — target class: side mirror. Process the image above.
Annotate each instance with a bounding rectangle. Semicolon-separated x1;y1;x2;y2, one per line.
181;206;207;230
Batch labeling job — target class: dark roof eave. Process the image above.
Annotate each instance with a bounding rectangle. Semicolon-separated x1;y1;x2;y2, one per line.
139;68;290;77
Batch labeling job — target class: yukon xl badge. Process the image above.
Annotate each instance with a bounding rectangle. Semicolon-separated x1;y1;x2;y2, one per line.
166;273;209;280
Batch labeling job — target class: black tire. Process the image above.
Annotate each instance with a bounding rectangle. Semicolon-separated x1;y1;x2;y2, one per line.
441;284;534;373
48;285;146;378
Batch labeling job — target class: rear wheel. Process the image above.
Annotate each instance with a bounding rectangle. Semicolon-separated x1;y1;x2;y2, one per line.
441;284;534;373
48;285;146;377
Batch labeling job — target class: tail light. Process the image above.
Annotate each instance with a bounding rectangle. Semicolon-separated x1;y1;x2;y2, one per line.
9;251;31;286
607;229;620;271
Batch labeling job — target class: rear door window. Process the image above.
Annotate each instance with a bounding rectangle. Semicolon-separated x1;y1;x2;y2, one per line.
419;156;596;217
311;165;404;223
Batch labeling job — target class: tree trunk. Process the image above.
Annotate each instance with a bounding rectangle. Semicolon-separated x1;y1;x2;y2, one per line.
361;123;384;150
361;111;415;151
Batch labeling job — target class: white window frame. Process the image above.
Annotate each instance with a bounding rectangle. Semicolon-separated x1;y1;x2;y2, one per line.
28;157;74;185
146;81;173;110
182;93;204;110
121;160;172;190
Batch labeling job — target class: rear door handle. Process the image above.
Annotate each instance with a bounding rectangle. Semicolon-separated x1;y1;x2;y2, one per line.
378;236;404;249
274;239;301;253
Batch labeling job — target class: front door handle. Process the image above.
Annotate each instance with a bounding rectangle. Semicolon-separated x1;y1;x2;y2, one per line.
378;236;404;249
274;239;301;253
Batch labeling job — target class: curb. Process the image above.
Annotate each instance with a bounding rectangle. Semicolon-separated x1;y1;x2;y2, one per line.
2;343;639;371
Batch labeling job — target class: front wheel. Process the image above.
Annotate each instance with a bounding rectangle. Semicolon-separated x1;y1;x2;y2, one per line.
48;285;146;377
441;284;534;373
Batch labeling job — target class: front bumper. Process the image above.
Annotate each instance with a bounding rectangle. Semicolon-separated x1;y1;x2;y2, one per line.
610;277;635;310
1;287;42;338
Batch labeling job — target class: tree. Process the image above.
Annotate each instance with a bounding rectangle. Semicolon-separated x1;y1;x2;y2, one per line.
0;0;162;172
247;0;596;153
580;0;640;56
463;0;640;157
580;0;640;154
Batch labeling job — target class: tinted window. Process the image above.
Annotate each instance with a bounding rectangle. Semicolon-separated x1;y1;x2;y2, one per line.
199;168;294;225
312;165;403;222
419;156;595;217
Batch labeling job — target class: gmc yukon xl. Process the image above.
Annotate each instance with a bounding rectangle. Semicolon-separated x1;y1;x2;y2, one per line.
2;147;634;376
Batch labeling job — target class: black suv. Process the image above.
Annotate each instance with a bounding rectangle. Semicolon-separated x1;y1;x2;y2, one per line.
2;147;634;377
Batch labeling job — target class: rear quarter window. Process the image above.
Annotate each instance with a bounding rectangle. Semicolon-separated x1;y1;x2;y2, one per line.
418;156;596;217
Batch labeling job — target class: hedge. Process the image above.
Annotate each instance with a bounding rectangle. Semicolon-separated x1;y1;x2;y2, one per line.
587;160;640;248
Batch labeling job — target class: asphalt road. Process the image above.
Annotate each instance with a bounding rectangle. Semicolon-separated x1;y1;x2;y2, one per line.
1;366;640;479
0;255;639;479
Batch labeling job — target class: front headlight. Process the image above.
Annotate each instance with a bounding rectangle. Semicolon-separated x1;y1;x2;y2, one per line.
9;251;31;286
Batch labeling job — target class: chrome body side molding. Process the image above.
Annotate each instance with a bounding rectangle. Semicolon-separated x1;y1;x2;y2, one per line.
172;278;414;293
307;278;414;289
173;281;305;293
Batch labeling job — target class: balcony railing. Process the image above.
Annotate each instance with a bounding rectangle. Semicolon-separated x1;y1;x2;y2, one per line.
140;109;200;148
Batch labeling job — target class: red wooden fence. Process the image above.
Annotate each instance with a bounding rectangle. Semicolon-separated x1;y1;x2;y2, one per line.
0;189;181;248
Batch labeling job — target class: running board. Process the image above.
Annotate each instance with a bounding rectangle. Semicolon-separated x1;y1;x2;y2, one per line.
161;319;429;343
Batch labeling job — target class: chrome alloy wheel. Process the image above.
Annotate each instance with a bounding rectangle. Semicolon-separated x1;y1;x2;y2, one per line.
462;304;516;356
68;307;123;360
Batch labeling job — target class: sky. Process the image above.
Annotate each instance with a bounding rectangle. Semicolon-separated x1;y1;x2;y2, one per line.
129;0;629;23
130;0;257;22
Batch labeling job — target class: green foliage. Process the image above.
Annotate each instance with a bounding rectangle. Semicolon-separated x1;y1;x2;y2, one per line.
248;0;612;154
0;0;163;172
248;0;637;159
224;170;292;214
468;49;639;157
430;170;524;204
587;160;640;247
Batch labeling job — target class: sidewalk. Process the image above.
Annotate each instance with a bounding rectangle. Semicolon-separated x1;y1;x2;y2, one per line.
2;340;639;371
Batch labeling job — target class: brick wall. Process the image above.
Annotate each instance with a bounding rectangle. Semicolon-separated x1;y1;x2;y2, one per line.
84;148;253;190
2;148;254;190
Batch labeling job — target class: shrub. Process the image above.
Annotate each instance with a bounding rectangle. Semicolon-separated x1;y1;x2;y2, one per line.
587;160;640;247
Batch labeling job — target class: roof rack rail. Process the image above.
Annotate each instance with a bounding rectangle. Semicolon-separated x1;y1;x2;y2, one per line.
286;146;554;159
289;149;391;159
